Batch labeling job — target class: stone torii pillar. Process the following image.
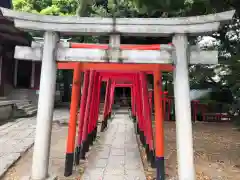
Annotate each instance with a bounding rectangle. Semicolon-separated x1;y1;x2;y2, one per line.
172;34;195;179
31;32;59;180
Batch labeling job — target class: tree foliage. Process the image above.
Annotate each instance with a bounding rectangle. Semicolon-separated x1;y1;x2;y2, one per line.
13;0;78;15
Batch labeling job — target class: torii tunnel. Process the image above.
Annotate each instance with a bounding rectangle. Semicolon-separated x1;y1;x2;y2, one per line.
58;60;174;180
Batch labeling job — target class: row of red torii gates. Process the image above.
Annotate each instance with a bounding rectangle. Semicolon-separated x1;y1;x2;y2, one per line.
60;60;174;179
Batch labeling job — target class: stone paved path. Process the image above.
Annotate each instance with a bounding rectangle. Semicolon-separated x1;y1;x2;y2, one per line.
82;113;146;180
0;108;69;178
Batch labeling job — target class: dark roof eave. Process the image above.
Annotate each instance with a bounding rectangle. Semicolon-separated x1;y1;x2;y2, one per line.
0;14;32;46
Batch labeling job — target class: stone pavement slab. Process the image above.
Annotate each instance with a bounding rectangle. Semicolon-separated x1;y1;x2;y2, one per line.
82;113;146;180
0;108;69;178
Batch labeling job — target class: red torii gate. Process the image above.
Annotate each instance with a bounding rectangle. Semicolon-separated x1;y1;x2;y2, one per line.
112;79;156;166
99;72;137;126
74;71;140;166
57;60;173;179
91;72;156;166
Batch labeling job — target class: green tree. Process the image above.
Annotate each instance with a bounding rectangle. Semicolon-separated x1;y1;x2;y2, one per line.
13;0;78;15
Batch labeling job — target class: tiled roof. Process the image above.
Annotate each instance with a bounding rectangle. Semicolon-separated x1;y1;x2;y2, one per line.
0;3;32;46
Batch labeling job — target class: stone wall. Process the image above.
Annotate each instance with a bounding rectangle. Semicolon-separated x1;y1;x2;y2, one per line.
0;101;13;123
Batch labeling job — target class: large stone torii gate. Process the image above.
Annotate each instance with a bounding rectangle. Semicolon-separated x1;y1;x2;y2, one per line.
0;7;235;180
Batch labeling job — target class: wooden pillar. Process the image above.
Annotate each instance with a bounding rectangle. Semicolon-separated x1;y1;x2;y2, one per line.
131;85;136;118
86;72;98;150
92;74;102;140
64;64;82;177
75;70;90;165
140;72;155;167
153;67;165;180
80;70;95;159
101;79;111;132
108;81;115;117
135;74;145;145
31;61;36;88
14;59;18;87
139;73;148;147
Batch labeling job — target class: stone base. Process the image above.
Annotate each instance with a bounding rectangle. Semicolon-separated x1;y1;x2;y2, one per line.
21;174;57;180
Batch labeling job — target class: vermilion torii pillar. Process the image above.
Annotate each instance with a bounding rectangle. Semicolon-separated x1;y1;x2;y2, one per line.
139;72;155;167
75;71;102;166
86;72;99;150
75;70;90;165
154;66;165;179
78;70;95;159
134;73;158;168
101;78;111;131
64;65;82;176
108;81;116;118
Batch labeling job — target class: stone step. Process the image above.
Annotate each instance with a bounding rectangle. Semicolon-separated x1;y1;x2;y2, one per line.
26;108;37;116
14;100;38;117
24;105;37;112
0;96;7;100
17;103;32;109
15;100;31;107
7;89;38;106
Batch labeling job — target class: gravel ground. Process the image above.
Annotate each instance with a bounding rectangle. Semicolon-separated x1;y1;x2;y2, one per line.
2;119;240;180
140;121;240;180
